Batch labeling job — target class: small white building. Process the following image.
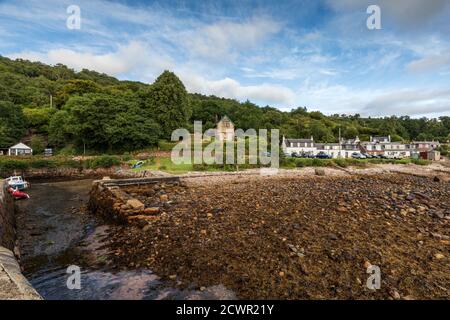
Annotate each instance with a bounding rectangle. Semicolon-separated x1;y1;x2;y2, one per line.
8;143;33;156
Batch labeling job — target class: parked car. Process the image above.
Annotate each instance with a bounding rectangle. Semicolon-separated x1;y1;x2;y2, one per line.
291;152;298;158
6;176;29;190
351;152;366;159
315;152;332;159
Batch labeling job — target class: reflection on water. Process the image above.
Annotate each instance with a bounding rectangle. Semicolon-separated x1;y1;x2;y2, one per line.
30;267;236;300
17;180;236;300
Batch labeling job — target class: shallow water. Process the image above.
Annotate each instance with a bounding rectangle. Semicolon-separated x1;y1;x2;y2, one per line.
16;179;235;300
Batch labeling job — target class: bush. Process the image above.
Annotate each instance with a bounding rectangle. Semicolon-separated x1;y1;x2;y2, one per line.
145;156;156;165
30;136;46;155
333;158;348;167
62;159;83;169
29;159;57;168
0;158;29;171
158;140;178;151
121;153;132;162
294;158;313;167
411;159;430;166
58;145;77;156
86;155;121;168
193;163;208;171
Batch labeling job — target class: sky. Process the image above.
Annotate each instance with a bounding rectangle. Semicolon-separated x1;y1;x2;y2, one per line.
0;0;450;118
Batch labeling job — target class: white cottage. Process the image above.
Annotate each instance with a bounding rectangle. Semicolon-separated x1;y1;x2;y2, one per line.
8;143;33;156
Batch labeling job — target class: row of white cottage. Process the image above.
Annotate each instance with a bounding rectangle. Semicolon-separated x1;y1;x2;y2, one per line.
282;135;440;159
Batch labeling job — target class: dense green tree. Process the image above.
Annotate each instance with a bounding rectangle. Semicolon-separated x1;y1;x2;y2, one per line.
23;107;53;134
1;55;449;152
0;100;27;147
48;110;71;148
56;93;160;152
30;136;46;155
142;71;191;137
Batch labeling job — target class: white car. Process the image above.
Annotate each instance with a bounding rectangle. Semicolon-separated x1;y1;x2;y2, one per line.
6;176;29;190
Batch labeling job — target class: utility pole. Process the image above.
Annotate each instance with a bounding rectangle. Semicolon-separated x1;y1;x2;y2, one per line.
50;94;53;108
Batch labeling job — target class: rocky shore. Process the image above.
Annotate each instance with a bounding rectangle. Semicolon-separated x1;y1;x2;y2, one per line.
97;172;449;299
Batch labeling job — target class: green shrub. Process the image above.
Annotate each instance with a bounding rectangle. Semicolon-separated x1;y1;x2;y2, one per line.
193;163;208;171
58;145;76;156
145;156;156;165
394;159;410;164
158;140;178;151
62;159;83;169
0;159;29;171
30;136;46;155
411;159;430;166
29;159;57;168
121;153;132;162
86;155;121;168
294;158;313;167
333;158;348;167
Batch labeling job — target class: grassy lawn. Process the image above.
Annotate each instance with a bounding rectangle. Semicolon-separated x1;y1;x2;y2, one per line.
130;157;193;174
129;156;432;174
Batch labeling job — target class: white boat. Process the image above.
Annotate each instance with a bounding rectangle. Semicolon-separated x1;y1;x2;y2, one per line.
6;176;29;190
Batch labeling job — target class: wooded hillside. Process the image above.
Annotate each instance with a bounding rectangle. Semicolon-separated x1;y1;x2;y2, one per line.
0;56;449;154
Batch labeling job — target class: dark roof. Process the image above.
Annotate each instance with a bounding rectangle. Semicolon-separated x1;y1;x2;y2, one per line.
412;141;440;144
285;138;313;144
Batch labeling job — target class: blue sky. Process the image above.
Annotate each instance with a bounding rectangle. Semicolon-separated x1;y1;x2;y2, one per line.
1;0;450;117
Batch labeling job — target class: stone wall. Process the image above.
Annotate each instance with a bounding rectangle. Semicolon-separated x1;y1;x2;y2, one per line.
88;177;182;224
0;180;41;300
1;166;121;180
0;180;15;250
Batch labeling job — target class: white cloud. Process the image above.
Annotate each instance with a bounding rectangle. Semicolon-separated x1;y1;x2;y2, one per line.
179;16;282;61
407;52;450;73
7;41;174;81
296;81;450;117
179;72;296;106
363;88;450;116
